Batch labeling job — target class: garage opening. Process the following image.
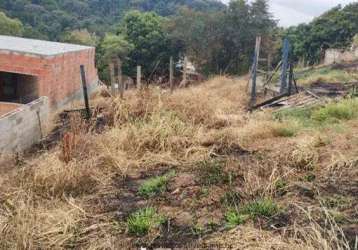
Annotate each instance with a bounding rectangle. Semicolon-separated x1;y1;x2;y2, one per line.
0;72;39;104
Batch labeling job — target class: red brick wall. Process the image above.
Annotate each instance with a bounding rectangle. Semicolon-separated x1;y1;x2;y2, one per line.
0;48;98;108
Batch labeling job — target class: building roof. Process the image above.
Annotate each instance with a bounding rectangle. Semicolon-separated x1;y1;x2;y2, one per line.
0;35;93;57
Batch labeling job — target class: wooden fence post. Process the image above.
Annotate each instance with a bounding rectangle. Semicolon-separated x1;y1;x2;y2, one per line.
117;58;124;99
109;61;116;96
250;36;261;107
169;56;174;92
137;65;141;89
80;65;91;119
280;38;290;94
183;56;188;83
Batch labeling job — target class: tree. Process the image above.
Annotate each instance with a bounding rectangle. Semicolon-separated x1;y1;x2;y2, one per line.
0;11;24;36
285;3;358;65
118;11;173;79
97;33;134;83
168;0;277;75
60;29;98;46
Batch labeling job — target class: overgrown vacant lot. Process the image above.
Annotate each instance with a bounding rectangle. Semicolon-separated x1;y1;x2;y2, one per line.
0;77;357;249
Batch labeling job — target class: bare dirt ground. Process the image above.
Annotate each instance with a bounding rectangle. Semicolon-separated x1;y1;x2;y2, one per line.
0;76;357;249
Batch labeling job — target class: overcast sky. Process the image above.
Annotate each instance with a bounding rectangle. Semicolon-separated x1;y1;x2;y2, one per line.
221;0;357;27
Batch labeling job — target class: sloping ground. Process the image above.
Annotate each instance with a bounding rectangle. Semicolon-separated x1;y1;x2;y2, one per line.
0;76;357;249
295;62;358;86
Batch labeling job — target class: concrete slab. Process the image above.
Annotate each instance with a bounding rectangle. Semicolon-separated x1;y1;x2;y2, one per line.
0;35;93;57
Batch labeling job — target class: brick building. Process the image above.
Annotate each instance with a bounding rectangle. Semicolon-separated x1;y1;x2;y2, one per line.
0;35;99;115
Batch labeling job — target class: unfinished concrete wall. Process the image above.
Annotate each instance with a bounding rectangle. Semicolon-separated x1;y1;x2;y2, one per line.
325;48;358;65
0;102;22;117
0;96;49;154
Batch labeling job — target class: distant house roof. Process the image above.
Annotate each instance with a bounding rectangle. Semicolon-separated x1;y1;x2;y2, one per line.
0;35;93;57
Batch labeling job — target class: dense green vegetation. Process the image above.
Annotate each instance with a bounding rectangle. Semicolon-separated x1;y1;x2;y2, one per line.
0;0;224;40
0;12;24;36
1;0;358;81
0;0;277;80
286;3;358;65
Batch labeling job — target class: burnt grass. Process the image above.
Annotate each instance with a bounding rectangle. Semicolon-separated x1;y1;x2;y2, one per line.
93;147;358;249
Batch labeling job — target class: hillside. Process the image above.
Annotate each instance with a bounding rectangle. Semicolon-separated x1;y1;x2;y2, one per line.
0;76;357;249
0;0;224;40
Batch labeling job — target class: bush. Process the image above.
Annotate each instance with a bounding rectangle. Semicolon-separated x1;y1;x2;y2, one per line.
127;207;165;236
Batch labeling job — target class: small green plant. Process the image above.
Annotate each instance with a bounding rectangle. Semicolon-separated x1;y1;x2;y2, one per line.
225;210;249;228
127;207;165;236
240;199;279;218
304;173;316;182
138;171;175;197
198;159;230;185
191;224;205;236
274;179;287;195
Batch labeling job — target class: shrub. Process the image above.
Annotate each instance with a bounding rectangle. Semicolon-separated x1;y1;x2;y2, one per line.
127;207;165;236
138;171;175;198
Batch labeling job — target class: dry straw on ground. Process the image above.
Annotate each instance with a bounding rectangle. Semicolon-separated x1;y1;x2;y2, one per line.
0;76;356;249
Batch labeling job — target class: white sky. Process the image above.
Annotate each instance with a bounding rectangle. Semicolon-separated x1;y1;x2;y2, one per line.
221;0;357;27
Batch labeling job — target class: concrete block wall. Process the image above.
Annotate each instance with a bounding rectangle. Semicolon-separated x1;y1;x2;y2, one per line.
0;96;49;154
324;48;358;65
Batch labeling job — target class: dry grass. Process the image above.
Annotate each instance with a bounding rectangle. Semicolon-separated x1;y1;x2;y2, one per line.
0;76;356;249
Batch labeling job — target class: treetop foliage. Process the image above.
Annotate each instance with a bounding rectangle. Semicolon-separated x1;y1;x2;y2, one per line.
285;2;358;65
0;11;24;36
0;0;224;40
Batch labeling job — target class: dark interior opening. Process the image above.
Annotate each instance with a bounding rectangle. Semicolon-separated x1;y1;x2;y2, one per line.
0;72;38;104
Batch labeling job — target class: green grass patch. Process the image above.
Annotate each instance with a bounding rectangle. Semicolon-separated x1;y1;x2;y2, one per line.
296;66;358;86
240;199;279;218
138;171;176;198
274;179;288;195
225;210;249;228
274;98;358;128
127;207;165;236
311;99;358;122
